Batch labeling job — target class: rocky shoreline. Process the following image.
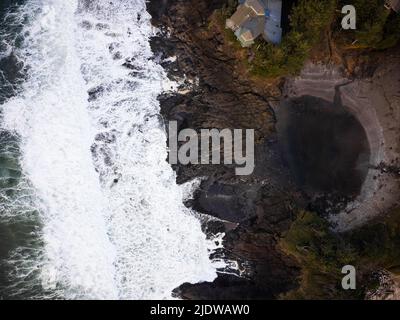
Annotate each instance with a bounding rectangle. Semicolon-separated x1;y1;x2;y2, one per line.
147;0;400;299
147;0;303;299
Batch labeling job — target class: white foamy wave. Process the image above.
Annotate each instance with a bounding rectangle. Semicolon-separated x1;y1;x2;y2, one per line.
75;0;219;299
1;0;220;299
2;0;119;299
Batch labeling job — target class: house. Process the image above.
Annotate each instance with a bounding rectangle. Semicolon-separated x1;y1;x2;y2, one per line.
226;0;283;47
385;0;400;12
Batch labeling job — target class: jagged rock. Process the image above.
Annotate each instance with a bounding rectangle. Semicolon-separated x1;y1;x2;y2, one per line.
147;0;302;299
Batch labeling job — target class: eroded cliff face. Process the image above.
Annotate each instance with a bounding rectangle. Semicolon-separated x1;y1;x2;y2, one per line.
147;0;400;299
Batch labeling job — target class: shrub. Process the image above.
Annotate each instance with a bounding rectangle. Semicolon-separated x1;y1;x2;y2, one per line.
338;0;400;49
251;0;337;78
280;208;400;299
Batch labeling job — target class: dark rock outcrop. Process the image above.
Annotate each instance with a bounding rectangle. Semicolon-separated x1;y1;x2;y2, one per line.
147;0;302;299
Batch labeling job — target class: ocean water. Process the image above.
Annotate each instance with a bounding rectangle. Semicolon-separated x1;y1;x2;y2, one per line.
0;0;221;300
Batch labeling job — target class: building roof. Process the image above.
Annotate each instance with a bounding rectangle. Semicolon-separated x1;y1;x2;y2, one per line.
246;0;266;15
240;16;265;41
263;0;283;44
226;0;283;46
263;18;282;44
226;4;257;30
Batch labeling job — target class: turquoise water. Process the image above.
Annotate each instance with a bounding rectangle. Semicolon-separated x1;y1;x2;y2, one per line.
0;131;45;299
0;16;43;295
0;1;35;298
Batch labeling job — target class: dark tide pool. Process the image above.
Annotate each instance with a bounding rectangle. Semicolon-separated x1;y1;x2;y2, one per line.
276;95;371;207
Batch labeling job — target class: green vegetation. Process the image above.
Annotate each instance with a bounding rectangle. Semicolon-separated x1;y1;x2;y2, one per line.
339;0;400;49
211;1;244;51
280;211;360;299
348;209;400;272
280;208;400;299
216;0;400;79
251;0;337;78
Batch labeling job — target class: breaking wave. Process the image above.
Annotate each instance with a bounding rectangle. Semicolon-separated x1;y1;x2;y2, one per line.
0;0;221;299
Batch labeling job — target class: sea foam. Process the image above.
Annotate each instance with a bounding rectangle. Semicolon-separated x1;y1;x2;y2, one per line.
0;0;220;299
